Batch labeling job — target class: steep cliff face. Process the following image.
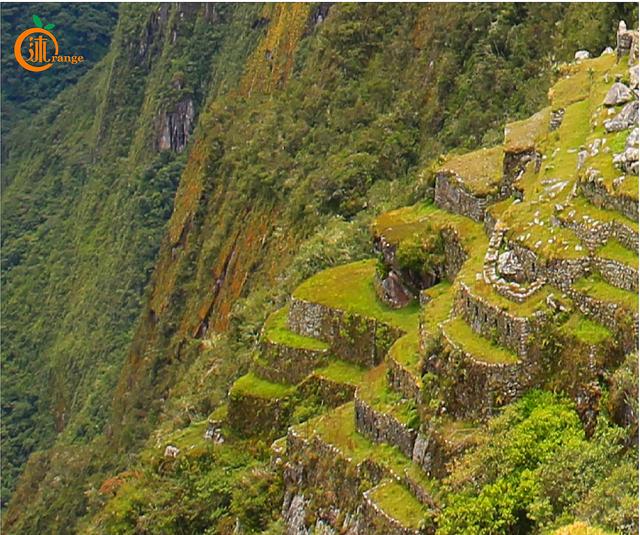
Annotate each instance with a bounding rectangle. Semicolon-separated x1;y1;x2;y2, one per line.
2;3;638;534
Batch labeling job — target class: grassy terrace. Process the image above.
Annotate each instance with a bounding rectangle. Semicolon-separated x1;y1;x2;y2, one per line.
504;107;550;153
596;239;639;269
293;259;419;332
314;359;367;385
565;195;639;233
549;54;624;109
438;145;504;196
358;365;418;427
389;332;422;373
500;54;629;262
230;372;295;399
560;313;613;345
368;480;429;529
372;201;485;249
295;403;434;493
263;305;328;351
573;275;638;313
441;317;519;364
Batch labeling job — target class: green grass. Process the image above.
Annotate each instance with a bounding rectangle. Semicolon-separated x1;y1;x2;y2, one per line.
296;402;434;493
314;359;367;385
560;313;613;345
263;306;329;350
389;332;422;369
442;317;519;364
293;259;420;332
358;365;418;426
573;275;638;312
372;201;485;248
566;196;639;232
438;145;504;196
230;372;295;399
597;240;638;269
368;480;429;529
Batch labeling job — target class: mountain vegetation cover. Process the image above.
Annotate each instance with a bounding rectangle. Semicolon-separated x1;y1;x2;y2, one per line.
1;3;638;534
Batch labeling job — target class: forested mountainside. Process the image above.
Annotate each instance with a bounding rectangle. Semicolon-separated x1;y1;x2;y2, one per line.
1;3;638;534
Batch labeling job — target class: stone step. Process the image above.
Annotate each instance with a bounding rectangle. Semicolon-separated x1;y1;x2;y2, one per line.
253;305;330;384
431;317;527;420
360;480;433;535
288;259;417;368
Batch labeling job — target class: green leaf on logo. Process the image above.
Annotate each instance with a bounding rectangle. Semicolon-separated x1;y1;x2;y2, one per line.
32;15;43;28
44;23;55;30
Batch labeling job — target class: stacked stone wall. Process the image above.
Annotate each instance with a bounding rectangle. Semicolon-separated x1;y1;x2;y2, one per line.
454;283;544;356
288;298;403;368
434;173;489;222
355;395;417;459
387;355;422;402
254;340;328;384
299;374;357;407
357;490;428;535
592;257;638;293
228;392;292;439
426;326;534;420
565;287;639;354
579;178;638;221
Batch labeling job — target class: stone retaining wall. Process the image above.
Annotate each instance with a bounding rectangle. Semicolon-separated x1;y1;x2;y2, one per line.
426;325;533;420
387;354;422;402
299;374;357;408
454;282;544;356
288;298;403;368
355;395;417;459
565;287;639;354
254;339;328;384
579;176;638;221
434;173;489;222
441;227;468;280
555;211;639;252
228;391;292;438
592;256;638;293
411;422;478;480
358;490;428;535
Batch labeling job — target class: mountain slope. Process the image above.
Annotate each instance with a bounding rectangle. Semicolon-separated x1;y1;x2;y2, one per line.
2;3;638;534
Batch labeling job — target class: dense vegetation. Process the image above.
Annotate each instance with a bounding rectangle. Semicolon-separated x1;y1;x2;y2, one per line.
1;3;637;533
0;3;118;137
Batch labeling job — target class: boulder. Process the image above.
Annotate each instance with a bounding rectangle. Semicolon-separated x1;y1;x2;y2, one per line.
630;65;639;90
603;82;634;106
164;445;180;458
379;271;414;309
497;250;523;279
574;50;590;61
601;46;614;56
604;101;639;133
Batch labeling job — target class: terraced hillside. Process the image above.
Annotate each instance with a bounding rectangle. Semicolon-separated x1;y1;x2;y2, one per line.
219;41;638;534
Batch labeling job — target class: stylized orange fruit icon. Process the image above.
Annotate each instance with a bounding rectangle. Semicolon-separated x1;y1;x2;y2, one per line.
14;26;59;72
